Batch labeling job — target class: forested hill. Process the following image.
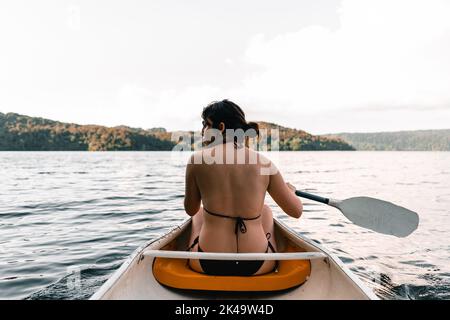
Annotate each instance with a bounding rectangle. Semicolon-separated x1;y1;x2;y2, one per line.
256;122;355;151
0;112;175;151
325;130;450;151
0;112;354;151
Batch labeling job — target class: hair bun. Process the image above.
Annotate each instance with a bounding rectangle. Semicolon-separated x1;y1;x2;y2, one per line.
246;122;259;136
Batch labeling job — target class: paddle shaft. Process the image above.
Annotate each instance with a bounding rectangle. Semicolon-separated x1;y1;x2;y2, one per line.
295;190;330;204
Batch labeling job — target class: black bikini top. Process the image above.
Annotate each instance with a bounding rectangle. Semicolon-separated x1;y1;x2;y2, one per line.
203;207;261;235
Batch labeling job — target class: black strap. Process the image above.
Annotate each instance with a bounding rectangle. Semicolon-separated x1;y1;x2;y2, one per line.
266;232;276;253
186;235;199;251
188;209;273;254
234;217;247;234
203;207;261;235
204;207;262;252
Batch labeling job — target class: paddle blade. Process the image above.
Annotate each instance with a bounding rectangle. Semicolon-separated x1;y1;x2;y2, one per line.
335;197;419;237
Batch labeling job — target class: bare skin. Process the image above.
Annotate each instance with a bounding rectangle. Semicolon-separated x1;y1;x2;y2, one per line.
184;124;303;275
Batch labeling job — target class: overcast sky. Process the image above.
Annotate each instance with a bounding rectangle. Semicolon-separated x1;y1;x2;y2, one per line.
1;0;450;134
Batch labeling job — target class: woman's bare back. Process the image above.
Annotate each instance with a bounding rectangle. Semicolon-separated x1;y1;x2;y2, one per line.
185;142;302;274
195;144;270;252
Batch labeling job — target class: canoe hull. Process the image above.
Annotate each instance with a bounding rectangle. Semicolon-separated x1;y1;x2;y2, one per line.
91;218;378;300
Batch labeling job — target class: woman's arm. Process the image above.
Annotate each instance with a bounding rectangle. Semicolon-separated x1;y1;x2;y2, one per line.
267;167;303;218
184;155;201;216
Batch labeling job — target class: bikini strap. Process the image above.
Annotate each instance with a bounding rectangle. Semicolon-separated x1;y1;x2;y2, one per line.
234;217;246;234
266;232;276;253
203;207;261;234
186;235;199;251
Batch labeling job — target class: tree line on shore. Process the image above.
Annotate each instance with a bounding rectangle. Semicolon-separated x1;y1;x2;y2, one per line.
0;112;355;151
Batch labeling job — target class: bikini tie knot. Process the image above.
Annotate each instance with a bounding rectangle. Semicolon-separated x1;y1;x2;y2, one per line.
235;217;247;234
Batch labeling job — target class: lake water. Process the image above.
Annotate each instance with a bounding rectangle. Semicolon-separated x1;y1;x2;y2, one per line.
0;151;449;300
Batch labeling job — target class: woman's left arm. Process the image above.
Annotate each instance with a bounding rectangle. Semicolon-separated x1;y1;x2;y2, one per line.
184;155;201;216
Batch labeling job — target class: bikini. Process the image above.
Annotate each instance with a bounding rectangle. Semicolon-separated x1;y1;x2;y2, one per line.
187;207;277;276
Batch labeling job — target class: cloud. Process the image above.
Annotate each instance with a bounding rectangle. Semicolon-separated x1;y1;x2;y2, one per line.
4;0;449;133
116;84;221;130
240;0;450;117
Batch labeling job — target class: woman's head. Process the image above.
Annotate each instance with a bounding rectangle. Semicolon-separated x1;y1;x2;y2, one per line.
201;99;259;147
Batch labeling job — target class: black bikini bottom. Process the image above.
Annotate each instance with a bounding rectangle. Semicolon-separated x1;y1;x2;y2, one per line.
195;240;276;276
197;245;263;276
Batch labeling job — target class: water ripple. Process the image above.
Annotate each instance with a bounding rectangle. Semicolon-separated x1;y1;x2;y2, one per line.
0;151;448;300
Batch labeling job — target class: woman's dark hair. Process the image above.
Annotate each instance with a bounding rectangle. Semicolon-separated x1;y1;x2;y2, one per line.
201;99;259;147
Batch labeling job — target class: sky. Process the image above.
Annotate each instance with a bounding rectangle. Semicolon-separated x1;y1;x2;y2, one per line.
1;0;450;134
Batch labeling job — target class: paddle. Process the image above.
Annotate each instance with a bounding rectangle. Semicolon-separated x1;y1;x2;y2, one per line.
295;190;419;237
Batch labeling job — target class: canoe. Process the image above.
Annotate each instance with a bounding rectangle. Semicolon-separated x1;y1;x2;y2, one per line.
90;217;378;300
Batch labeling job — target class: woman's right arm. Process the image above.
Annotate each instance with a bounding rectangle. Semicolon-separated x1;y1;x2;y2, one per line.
267;169;303;218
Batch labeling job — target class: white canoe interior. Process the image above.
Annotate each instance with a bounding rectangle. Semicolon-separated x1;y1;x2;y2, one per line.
91;218;378;300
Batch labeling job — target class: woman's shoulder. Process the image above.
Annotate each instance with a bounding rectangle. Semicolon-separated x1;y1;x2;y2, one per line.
247;148;279;176
186;147;277;172
246;148;270;164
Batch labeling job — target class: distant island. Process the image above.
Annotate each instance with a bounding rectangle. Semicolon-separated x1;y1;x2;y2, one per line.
0;112;353;151
325;130;450;151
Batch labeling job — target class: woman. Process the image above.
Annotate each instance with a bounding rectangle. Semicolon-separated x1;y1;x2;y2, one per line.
184;99;303;276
